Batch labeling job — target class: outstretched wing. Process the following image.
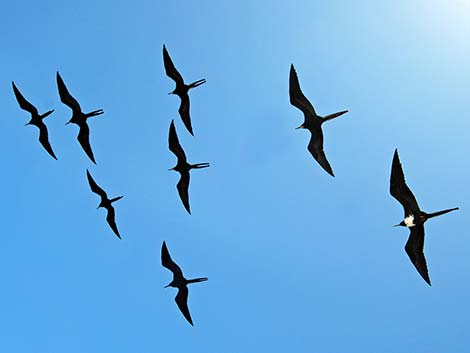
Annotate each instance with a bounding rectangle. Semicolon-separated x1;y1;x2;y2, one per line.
161;241;184;277
163;45;185;86
177;172;191;214
37;122;58;160
168;120;187;162
307;127;334;177
56;72;82;113
404;225;431;286
105;206;121;239
178;93;194;136
175;286;193;326
289;64;317;117
86;169;107;199
12;82;38;115
78;123;96;164
390;149;420;216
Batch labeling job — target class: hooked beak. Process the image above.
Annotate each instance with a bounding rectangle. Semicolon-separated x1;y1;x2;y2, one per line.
164;284;170;288
393;223;401;227
168;91;173;95
65;121;71;125
295;124;304;130
168;167;175;171
24;122;31;126
96;205;100;210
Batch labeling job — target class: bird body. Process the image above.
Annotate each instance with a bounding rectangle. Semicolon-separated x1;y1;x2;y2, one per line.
289;64;348;177
390;149;459;285
12;81;57;160
56;72;103;164
163;44;206;136
86;169;123;239
161;241;207;326
168;120;209;214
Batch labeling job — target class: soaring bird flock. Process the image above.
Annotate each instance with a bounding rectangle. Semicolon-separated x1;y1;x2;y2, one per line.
11;45;459;326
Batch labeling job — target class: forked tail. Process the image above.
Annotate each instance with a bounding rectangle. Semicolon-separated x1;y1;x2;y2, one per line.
191;162;210;169
41;109;55;119
323;110;348;122
427;207;459;219
188;79;206;89
86;109;104;118
187;277;208;284
110;196;124;203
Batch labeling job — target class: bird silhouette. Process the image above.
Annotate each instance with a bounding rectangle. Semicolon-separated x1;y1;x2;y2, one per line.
161;241;207;326
168;120;209;214
12;81;57;160
390;149;459;285
56;72;103;164
86;169;123;239
163;44;206;136
289;64;348;177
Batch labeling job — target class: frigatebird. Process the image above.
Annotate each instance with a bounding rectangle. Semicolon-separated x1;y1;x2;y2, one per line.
161;241;207;326
163;44;206;136
56;72;103;164
289;64;348;177
12;81;57;160
86;169;123;239
168;120;209;214
390;149;459;285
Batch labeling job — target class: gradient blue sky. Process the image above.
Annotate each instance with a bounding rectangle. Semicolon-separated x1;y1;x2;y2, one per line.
1;0;470;352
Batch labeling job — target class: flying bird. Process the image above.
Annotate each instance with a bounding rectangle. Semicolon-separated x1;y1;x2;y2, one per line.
168;120;209;214
161;241;207;326
163;44;206;136
86;169;123;239
390;149;459;285
56;71;103;164
12;81;57;160
289;64;348;177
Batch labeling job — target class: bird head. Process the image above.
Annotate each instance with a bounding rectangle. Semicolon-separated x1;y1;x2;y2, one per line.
393;221;406;227
295;124;305;130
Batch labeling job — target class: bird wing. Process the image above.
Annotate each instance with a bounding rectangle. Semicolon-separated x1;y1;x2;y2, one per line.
86;169;107;199
163;45;185;85
77;123;96;164
390;149;420;216
12;82;38;115
168;120;187;162
175;286;193;326
161;241;184;277
289;64;317;117
37;122;57;160
177;172;191;214
56;72;82;113
307;127;334;177
404;224;431;285
105;206;121;239
178;93;194;136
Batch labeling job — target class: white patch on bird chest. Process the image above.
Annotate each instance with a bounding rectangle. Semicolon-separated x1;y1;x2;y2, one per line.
404;215;415;227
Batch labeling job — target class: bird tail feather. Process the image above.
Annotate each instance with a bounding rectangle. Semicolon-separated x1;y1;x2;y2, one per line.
187;277;208;284
323;110;348;122
188;79;206;89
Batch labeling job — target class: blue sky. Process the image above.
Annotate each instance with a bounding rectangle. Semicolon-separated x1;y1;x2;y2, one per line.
1;0;470;352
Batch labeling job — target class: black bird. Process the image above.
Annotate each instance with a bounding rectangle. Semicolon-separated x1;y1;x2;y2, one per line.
168;120;209;214
161;241;207;326
390;149;459;285
12;81;57;160
163;44;206;136
56;72;103;164
86;169;123;239
289;64;348;177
